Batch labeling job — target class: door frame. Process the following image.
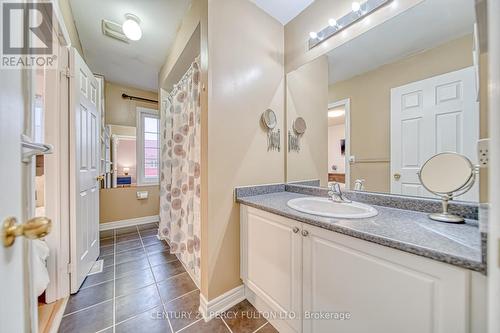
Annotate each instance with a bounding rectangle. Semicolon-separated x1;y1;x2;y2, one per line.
488;0;500;331
328;99;351;190
42;0;72;303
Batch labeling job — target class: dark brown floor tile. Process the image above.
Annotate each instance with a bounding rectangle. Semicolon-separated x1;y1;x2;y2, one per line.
81;265;114;289
256;322;279;333
65;281;114;314
116;232;140;243
165;290;201;331
115;247;146;265
115;257;151;278
59;300;113;333
100;245;114;257
115;226;139;235
139;228;158;237
99;230;114;239
115;306;171;333
115;239;143;253
100;237;114;247
141;235;163;246
157;272;197;303
148;250;177;266
99;254;114;268
115;284;162;323
144;241;169;255
180;317;230;333
222;300;267;333
151;260;185;283
115;268;155;297
137;222;159;231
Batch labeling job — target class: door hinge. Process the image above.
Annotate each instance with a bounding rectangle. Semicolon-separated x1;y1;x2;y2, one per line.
67;262;73;274
62;67;73;78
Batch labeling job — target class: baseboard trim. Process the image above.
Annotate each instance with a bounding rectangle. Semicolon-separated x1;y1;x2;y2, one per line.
199;285;246;321
245;286;295;333
99;215;159;231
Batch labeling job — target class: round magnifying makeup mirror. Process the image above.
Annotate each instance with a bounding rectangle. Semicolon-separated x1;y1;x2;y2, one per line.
293;117;307;135
261;109;277;130
418;152;477;223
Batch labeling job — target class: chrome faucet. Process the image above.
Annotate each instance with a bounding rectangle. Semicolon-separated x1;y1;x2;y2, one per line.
328;182;351;203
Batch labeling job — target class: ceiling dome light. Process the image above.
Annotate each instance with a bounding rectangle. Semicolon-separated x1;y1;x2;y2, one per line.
122;13;142;41
328;18;337;27
351;1;361;12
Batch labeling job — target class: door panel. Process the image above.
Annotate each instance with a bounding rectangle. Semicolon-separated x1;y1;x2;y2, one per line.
0;63;29;333
391;67;479;201
70;48;100;292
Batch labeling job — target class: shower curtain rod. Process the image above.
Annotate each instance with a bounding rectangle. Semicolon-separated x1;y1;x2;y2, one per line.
122;93;158;104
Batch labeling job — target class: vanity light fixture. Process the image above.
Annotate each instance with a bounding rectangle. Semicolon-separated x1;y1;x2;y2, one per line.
308;0;393;49
352;2;361;13
122;13;142;41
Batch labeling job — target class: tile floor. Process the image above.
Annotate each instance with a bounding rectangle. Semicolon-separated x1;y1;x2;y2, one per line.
58;223;278;333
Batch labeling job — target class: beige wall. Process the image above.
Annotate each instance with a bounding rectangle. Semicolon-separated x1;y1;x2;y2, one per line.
105;82;158;127
158;0;211;296
286;56;328;185
205;0;284;300
284;0;423;73
99;186;159;223
58;0;84;58
329;35;473;192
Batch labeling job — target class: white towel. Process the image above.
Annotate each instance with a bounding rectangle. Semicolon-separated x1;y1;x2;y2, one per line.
32;239;50;296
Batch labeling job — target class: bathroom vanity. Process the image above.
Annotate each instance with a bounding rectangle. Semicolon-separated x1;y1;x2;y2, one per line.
236;185;486;333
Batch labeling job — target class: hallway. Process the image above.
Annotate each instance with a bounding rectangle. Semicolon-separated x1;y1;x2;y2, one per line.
59;223;278;333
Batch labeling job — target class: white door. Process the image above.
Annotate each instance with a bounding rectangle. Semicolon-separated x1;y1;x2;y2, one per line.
1;65;54;331
69;48;100;293
391;67;479;201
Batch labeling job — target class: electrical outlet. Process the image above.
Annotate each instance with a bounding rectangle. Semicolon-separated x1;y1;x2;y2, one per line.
478;138;490;168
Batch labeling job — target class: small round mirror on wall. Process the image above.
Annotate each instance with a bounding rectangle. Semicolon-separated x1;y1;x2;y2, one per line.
293;117;307;135
419;152;477;223
261;109;277;130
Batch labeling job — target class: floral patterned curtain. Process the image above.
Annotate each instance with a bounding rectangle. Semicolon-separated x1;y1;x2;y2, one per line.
159;58;201;284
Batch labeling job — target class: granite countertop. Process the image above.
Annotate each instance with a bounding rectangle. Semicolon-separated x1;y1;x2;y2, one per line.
237;190;484;273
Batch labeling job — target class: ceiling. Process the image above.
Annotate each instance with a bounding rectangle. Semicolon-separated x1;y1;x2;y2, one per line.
327;0;476;84
69;0;191;92
249;0;314;25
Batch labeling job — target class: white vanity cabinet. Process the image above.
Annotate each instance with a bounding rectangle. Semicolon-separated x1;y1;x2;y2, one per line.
240;205;485;333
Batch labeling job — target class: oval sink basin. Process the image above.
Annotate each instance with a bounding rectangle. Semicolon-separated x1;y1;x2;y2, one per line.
287;197;378;219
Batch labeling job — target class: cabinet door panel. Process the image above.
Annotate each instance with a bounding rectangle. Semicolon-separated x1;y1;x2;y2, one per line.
302;225;468;333
242;206;302;332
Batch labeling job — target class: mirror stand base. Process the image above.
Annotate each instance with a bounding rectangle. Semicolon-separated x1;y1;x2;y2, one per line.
428;212;465;224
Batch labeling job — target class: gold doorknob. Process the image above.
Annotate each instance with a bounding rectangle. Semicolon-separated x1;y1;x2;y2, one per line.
394;173;401;181
96;175;105;181
2;216;52;248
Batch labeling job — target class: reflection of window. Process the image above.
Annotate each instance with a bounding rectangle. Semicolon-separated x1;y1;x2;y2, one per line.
137;108;159;185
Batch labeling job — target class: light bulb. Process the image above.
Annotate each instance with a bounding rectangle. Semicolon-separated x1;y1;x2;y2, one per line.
352;1;361;12
309;31;318;39
122;14;142;41
329;18;337;27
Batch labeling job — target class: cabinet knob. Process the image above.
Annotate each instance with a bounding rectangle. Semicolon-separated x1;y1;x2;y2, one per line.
301;230;309;237
293;227;300;234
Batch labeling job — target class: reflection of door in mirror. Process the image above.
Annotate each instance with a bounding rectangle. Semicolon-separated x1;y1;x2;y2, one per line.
328;99;349;190
391;67;479;201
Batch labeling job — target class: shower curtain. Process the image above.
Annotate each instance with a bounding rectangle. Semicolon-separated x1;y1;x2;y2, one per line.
159;58;201;283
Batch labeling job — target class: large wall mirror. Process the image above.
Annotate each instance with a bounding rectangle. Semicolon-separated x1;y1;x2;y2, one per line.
286;0;485;202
